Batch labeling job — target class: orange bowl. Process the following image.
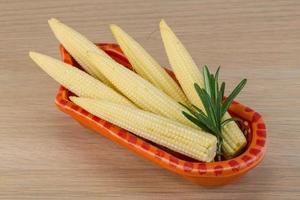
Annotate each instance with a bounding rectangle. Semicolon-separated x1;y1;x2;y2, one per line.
55;43;267;187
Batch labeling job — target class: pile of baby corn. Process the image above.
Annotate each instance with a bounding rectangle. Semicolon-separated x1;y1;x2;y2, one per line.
30;18;246;162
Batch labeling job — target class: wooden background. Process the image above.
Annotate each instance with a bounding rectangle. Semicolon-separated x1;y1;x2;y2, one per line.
1;0;299;199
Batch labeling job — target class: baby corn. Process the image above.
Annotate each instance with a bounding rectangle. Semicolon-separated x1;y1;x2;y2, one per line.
71;97;217;162
87;51;195;127
110;24;189;105
48;18;112;86
29;52;134;107
160;20;246;157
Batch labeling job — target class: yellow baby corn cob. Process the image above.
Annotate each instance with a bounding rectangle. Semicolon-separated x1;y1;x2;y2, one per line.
160;20;204;108
110;24;189;105
87;51;195;128
29;51;134;107
160;19;246;157
71;97;217;162
48;18;112;86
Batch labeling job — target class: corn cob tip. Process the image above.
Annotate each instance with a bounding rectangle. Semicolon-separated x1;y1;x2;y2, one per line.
109;24;119;32
110;24;126;40
159;19;168;29
48;18;65;34
29;51;37;59
110;24;135;43
159;19;174;35
29;51;56;72
29;51;54;61
48;18;60;25
29;51;58;76
29;51;45;62
48;18;61;29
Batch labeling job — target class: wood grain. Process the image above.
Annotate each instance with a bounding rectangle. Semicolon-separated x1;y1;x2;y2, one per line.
0;0;300;199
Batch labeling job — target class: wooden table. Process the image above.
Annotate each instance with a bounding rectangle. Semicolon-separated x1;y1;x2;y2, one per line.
1;0;299;199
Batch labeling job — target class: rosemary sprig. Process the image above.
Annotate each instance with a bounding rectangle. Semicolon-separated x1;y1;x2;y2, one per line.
180;65;247;161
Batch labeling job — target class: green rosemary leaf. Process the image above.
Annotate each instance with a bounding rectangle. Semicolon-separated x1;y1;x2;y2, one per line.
215;89;221;127
193;110;218;133
182;111;212;133
217;82;225;124
214;75;219;105
180;102;214;130
191;104;206;116
203;65;211;96
179;102;194;113
222;79;247;117
194;84;217;127
221;117;240;127
215;66;220;82
194;84;209;113
210;74;216;104
220;82;225;101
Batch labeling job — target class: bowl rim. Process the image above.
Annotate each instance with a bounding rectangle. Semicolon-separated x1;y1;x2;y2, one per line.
56;43;267;178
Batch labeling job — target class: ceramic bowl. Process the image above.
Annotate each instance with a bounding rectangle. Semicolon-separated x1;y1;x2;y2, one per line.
55;43;267;186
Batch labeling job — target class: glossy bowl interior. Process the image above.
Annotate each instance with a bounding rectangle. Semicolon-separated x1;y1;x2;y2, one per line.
56;43;267;186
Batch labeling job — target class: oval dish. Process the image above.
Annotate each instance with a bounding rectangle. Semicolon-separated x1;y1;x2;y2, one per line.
56;43;267;186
